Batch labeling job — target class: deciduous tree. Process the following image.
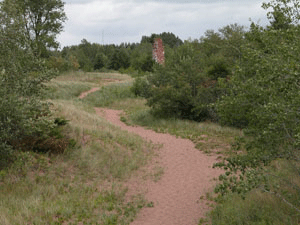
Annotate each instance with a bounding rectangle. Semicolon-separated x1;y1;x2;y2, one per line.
0;0;64;168
14;0;67;57
214;0;300;213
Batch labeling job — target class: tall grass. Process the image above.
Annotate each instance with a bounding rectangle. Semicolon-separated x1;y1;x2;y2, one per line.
43;80;93;100
211;191;297;225
54;100;155;180
55;71;132;83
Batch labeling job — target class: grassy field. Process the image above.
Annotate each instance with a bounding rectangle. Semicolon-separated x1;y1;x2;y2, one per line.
2;71;297;224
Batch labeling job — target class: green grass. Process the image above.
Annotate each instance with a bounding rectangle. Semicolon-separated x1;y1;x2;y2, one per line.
54;100;155;179
43;80;93;100
0;168;146;224
210;189;300;224
54;71;132;83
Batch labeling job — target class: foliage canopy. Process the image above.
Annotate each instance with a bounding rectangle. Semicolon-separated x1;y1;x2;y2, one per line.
12;0;67;57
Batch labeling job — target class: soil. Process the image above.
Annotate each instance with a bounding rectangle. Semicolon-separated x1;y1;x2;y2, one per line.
94;108;223;225
80;87;223;225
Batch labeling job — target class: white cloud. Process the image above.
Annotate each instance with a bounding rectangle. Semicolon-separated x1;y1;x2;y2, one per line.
57;0;268;48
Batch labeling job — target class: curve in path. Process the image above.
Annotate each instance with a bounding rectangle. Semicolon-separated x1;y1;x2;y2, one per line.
94;107;222;225
78;78;132;99
78;87;100;99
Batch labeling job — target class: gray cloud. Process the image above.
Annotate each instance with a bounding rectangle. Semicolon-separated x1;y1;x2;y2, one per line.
58;0;268;48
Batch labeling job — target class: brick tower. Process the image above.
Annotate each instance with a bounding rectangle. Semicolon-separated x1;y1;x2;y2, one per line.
152;38;165;65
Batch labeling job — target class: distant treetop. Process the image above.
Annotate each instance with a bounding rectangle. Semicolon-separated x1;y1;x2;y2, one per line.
141;32;183;48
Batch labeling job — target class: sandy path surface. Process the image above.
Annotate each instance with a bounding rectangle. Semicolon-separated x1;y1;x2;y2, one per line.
94;107;222;225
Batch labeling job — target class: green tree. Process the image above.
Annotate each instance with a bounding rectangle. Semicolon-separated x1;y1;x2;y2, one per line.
142;30;236;121
269;8;292;29
0;0;64;168
141;32;183;48
76;39;95;71
130;43;154;72
94;52;106;70
214;0;300;214
109;48;130;70
218;23;245;65
262;0;299;30
146;42;209;120
13;0;67;57
160;32;183;48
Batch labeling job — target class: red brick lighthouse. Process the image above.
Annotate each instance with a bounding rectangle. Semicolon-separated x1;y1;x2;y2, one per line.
152;38;165;65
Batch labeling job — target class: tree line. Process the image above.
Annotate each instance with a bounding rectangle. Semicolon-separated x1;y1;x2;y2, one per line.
50;32;183;73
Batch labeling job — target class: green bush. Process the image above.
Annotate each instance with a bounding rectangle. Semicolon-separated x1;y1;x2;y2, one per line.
216;24;300;163
145;43;202;120
131;77;152;98
0;1;68;168
0;143;15;169
143;42;229;121
213;1;300;218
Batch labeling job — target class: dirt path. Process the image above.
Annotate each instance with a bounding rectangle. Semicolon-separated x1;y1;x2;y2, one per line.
78;86;222;224
78;87;100;99
94;108;222;225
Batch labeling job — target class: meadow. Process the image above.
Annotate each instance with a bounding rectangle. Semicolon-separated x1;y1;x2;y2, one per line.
1;71;299;225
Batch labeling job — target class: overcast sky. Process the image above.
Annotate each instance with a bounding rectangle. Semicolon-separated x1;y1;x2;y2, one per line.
57;0;270;48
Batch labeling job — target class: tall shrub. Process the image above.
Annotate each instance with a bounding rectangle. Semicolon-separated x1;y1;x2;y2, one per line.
214;0;300;213
0;0;60;168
